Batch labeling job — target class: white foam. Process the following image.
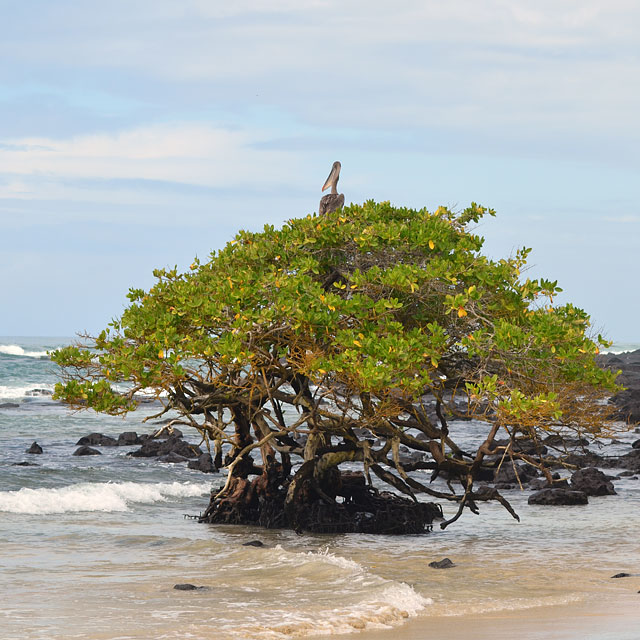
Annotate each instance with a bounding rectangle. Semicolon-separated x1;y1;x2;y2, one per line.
0;344;49;358
0;384;55;400
0;481;211;515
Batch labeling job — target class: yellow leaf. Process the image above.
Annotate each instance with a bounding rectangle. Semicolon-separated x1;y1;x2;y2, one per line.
353;340;362;347
158;350;164;359
431;357;438;368
458;307;467;317
429;240;435;250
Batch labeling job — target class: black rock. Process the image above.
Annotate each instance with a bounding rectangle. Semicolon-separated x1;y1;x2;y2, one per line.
187;452;216;473
129;435;201;459
493;462;538;485
570;467;616;496
158;452;189;464
155;428;184;439
242;540;265;547
632;439;640;449
25;388;53;396
73;446;102;456
611;572;631;578
0;402;20;409
429;558;455;569
528;477;570;491
528;488;588;505
12;461;39;466
117;431;142;446
76;433;118;447
26;441;43;454
173;583;209;591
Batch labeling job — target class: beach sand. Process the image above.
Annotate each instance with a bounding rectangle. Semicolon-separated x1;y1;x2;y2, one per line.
308;593;640;640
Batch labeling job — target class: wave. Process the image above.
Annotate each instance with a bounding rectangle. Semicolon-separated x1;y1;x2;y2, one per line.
0;344;49;358
0;481;212;515
0;385;55;401
224;546;432;638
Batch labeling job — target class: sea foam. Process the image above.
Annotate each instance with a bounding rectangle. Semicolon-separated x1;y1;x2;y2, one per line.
0;481;211;514
0;344;49;358
0;384;55;400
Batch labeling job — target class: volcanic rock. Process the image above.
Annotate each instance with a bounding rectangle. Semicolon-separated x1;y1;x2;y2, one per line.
76;433;118;447
26;441;43;454
429;558;455;569
73;446;102;456
187;452;216;473
570;467;616;496
528;488;588;505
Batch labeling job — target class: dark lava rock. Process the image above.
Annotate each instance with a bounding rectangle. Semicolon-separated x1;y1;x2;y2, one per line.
117;431;143;446
617;471;635;477
528;477;570;491
617;448;640;472
25;388;53;397
12;461;39;466
187;452;216;473
76;433;118;447
158;452;189;464
155;428;183;440
73;446;102;456
242;540;265;547
542;434;589;448
26;441;43;454
129;435;201;459
611;572;632;578
494;462;539;485
570;467;616;496
173;583;209;591
491;438;548;456
632;439;640;449
0;402;20;409
429;558;455;569
528;488;588;505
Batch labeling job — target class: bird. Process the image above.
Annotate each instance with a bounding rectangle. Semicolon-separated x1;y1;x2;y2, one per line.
319;161;345;216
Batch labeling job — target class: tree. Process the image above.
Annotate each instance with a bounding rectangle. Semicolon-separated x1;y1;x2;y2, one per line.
52;201;620;533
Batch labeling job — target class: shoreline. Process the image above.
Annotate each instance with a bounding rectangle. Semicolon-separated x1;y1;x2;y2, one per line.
308;592;640;640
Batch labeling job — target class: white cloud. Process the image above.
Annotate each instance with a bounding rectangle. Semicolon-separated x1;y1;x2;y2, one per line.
0;122;306;192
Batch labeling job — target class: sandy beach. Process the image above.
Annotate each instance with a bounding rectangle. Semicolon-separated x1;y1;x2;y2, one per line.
311;593;640;640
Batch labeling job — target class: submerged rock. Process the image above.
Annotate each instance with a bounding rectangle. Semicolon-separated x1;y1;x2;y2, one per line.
242;540;265;547
528;488;588;505
117;431;143;446
429;558;455;569
129;435;201;459
26;441;43;454
12;461;39;466
570;467;616;496
187;452;216;473
0;402;20;409
76;433;118;447
158;452;189;464
73;446;101;456
173;583;209;591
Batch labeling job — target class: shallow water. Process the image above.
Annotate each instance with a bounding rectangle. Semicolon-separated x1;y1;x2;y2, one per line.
1;338;639;640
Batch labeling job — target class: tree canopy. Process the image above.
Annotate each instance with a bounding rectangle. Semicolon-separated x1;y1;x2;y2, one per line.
52;200;621;532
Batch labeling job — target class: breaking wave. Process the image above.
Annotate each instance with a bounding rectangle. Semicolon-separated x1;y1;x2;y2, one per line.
0;481;212;514
0;344;49;358
220;546;432;638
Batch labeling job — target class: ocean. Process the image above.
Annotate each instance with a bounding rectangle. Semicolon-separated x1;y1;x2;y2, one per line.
1;337;639;640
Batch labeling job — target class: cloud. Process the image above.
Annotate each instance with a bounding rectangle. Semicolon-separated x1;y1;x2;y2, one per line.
0;122;308;194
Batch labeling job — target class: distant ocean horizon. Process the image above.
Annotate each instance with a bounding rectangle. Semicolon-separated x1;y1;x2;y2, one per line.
2;336;640;640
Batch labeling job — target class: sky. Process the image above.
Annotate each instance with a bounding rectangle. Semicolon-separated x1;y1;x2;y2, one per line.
1;0;638;342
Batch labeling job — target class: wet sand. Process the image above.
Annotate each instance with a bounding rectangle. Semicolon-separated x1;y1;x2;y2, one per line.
313;593;640;640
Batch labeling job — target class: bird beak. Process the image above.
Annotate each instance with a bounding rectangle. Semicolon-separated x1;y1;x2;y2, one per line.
322;162;341;191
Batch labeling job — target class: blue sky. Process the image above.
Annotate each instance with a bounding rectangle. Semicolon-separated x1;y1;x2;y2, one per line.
1;1;638;341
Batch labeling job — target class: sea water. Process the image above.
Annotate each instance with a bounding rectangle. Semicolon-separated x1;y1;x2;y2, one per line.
1;337;639;640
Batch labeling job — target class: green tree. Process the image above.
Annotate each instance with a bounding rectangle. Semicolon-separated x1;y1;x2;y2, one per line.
52;201;620;533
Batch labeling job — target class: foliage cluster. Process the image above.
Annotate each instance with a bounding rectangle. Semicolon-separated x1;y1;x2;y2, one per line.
53;200;620;529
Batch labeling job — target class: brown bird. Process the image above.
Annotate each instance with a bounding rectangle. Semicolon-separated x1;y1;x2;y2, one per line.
319;161;345;216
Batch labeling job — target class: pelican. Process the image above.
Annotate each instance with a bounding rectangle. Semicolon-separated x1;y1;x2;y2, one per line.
319;161;345;216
